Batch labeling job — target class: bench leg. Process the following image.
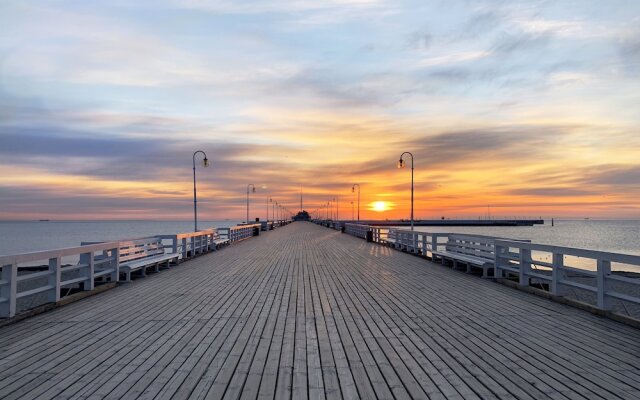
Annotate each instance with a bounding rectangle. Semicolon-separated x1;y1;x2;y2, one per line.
466;263;471;274
126;271;131;282
155;262;160;273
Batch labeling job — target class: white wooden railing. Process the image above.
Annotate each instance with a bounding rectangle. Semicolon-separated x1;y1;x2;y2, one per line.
342;224;640;320
387;229;447;256
159;229;216;260
219;224;262;242
0;225;267;319
344;223;370;239
343;223;388;243
0;241;120;318
495;240;640;313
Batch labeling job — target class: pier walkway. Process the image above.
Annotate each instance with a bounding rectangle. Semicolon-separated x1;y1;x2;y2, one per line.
1;222;639;399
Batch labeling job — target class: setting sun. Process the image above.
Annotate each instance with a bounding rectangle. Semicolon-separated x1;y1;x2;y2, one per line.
370;201;390;212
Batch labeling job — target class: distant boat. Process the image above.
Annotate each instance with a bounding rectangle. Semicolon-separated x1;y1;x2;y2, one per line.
39;219;50;221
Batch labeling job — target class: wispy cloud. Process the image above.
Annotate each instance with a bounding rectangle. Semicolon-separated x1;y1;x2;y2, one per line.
1;0;639;219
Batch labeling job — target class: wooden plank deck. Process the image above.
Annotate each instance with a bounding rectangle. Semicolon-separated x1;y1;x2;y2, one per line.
1;222;639;400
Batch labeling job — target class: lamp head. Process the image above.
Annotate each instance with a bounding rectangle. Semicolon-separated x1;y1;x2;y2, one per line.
397;158;405;169
203;157;209;167
351;186;355;193
252;187;256;193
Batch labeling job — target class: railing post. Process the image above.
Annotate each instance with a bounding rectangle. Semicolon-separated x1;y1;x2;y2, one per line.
494;243;504;279
421;235;427;256
48;256;61;303
413;233;418;253
181;237;188;261
519;248;531;287
1;263;17;318
550;252;563;296
84;251;95;291
172;236;178;256
596;259;612;310
112;246;120;282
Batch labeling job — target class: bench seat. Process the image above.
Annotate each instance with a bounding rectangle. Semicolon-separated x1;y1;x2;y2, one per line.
120;252;179;281
432;250;494;277
213;238;230;248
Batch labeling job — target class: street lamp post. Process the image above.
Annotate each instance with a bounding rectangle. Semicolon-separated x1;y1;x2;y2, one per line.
333;197;338;221
268;197;272;222
397;152;414;230
192;150;209;231
351;184;361;221
246;184;256;223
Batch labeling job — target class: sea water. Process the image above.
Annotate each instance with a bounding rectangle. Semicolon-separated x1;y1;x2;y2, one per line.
0;220;242;256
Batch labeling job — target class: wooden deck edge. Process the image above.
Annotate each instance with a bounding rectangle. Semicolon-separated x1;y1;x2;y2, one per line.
0;282;117;329
497;278;640;329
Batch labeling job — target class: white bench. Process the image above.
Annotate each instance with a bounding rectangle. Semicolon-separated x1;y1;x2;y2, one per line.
432;234;506;278
119;237;179;282
212;231;231;249
380;230;397;246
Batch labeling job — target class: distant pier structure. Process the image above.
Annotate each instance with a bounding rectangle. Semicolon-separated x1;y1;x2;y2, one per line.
355;218;544;227
292;210;311;221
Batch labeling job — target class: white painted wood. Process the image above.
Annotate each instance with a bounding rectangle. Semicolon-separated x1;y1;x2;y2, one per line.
0;263;17;317
495;239;640;315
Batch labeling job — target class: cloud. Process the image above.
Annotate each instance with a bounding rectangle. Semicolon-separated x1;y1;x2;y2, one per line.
508;187;597;197
619;31;640;75
492;31;551;54
418;51;492;67
168;0;398;25
582;165;640;186
406;29;432;50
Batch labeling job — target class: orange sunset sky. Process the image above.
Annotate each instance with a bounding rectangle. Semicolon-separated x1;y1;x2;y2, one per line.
1;1;639;221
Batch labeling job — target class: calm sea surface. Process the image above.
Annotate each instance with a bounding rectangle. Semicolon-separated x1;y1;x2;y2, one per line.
0;220;242;256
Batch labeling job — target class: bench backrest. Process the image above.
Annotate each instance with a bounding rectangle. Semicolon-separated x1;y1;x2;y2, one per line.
445;234;531;262
119;237;165;263
445;234;500;261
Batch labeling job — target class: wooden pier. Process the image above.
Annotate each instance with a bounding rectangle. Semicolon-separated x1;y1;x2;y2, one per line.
1;222;640;399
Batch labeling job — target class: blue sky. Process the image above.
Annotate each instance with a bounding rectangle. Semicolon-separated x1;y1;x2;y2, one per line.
1;0;639;220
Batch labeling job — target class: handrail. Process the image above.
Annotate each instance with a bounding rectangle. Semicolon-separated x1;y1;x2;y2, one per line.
0;241;120;264
158;229;216;260
494;240;640;315
0;241;120;318
219;224;262;242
